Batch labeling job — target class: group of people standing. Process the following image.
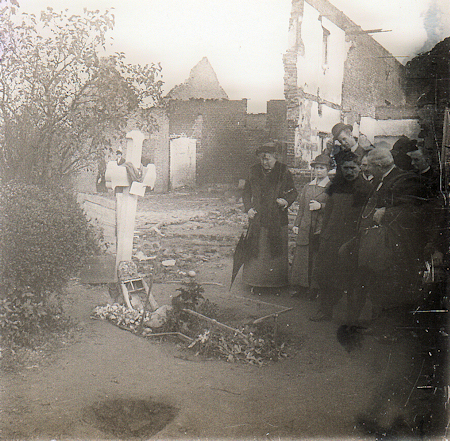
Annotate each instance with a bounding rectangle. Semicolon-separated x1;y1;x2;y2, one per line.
240;122;445;324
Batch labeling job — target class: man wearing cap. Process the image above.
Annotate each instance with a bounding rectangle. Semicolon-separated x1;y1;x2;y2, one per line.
242;142;298;291
115;149;143;183
291;153;331;299
331;123;372;163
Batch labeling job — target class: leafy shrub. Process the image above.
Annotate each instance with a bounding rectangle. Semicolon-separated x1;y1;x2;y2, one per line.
0;291;70;349
0;182;100;349
172;280;205;311
187;330;284;365
158;281;218;337
0;182;99;298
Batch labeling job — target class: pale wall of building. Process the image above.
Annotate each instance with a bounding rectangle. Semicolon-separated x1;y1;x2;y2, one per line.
298;2;346;105
360;116;421;146
284;0;412;167
310;102;341;135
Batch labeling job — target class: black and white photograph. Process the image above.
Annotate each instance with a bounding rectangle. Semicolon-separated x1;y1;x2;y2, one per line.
1;0;449;439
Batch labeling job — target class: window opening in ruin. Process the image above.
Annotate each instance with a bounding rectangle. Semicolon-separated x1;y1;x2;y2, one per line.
318;132;328;153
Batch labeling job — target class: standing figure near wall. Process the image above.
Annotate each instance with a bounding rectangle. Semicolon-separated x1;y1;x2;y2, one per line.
310;152;372;322
242;143;298;292
290;153;331;299
406;147;444;257
356;148;425;319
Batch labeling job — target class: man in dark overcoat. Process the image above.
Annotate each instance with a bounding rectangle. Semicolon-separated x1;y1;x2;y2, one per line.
310;152;372;322
407;147;446;262
357;147;425;318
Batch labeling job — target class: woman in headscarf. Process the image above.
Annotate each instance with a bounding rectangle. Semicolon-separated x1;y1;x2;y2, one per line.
242;143;298;291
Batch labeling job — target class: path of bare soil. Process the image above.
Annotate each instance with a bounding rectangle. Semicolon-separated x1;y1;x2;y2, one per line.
1;189;446;440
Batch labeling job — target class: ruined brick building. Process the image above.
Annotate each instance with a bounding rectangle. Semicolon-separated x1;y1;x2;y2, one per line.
405;36;450;162
283;0;421;165
86;57;277;194
84;0;428;194
161;57;275;188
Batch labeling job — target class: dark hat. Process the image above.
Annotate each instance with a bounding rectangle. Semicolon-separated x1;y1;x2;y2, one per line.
392;136;417;154
332;122;353;139
311;153;332;167
256;142;277;155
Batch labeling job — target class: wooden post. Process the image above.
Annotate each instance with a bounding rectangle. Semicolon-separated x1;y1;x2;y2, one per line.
114;130;147;281
104;130;157;282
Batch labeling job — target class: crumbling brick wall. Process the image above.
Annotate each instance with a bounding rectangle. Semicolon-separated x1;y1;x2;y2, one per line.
143;108;170;193
342;33;407;125
283;0;408;166
168;99;257;185
267;100;288;145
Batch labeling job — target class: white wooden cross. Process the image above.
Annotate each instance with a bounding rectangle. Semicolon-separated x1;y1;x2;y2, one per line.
104;129;156;282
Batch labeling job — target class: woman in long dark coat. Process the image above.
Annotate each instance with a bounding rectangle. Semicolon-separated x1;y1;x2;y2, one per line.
242;143;298;289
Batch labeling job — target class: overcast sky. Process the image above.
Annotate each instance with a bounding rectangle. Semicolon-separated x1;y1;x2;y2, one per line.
19;0;450;112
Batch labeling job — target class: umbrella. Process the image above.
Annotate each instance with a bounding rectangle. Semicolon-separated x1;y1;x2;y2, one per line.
230;224;252;290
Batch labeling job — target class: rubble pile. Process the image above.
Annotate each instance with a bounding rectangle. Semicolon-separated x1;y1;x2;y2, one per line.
91;301;291;366
131;206;246;282
187;327;289;366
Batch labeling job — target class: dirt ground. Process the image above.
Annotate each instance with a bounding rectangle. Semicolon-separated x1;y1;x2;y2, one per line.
1;188;448;440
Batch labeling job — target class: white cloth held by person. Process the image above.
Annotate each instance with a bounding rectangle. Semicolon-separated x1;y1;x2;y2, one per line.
309;200;321;211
